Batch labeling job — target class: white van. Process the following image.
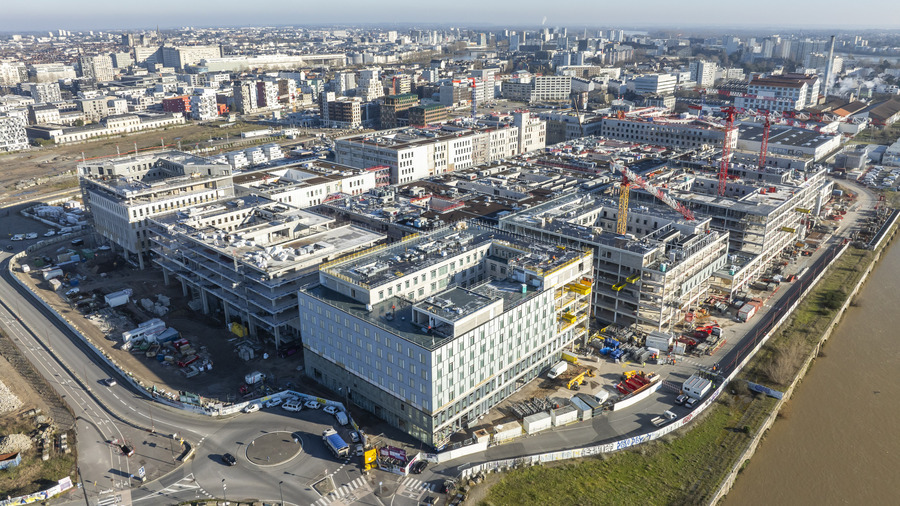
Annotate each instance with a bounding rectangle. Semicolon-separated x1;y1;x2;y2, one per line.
335;411;349;426
593;389;610;405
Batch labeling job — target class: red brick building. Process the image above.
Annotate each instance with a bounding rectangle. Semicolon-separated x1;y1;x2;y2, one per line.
162;96;190;115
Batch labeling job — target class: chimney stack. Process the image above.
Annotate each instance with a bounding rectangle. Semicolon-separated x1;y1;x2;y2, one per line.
823;35;836;99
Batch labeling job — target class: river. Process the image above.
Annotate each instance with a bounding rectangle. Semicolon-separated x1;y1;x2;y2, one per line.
724;239;900;505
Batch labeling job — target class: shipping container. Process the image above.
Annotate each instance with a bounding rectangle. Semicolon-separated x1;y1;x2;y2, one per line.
550;405;579;426
492;421;523;443
568;396;593;421
42;268;63;280
683;374;712;400
523;412;552;434
560;351;579;364
645;331;674;351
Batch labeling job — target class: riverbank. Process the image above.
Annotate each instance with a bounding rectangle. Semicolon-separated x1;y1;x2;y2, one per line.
710;220;900;504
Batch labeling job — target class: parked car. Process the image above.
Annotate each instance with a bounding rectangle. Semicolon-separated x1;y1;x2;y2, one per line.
675;394;688;405
11;234;24;241
323;405;339;415
349;431;360;443
103;378;117;387
242;403;260;413
304;400;321;410
411;460;428;474
282;400;303;412
354;444;364;457
120;444;135;457
25;232;38;240
264;398;282;408
222;453;237;466
685;397;698;409
65;288;80;297
43;230;56;237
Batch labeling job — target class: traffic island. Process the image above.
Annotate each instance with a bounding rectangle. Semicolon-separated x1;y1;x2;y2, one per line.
244;431;303;467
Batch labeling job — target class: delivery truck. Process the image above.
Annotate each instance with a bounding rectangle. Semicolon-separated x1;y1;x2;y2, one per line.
322;428;349;458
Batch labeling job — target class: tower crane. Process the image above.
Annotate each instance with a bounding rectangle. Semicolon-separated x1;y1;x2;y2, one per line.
718;106;738;196
615;162;695;236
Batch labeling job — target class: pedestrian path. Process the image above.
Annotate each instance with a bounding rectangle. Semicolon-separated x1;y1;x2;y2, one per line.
311;476;368;506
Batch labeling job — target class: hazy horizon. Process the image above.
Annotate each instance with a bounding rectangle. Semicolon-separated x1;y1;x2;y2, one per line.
3;0;900;33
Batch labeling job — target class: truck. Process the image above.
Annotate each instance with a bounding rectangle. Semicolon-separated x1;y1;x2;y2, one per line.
244;371;265;385
737;300;762;322
322;428;349;458
650;411;678;427
547;361;568;379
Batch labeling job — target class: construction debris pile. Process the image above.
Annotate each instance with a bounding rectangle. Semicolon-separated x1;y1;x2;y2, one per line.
0;380;23;415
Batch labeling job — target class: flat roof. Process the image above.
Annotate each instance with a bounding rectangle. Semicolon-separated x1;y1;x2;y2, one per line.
305;276;540;350
739;125;835;149
325;223;585;289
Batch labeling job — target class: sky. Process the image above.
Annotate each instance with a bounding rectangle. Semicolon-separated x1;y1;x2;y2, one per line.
2;0;899;33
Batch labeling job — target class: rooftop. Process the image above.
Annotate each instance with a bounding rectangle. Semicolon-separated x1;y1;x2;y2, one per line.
324;223;585;290
738;125;835;149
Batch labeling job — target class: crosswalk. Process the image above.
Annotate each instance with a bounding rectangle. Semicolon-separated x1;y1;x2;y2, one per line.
396;475;439;500
311;476;369;506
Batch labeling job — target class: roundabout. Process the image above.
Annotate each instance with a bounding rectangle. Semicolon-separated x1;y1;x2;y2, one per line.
245;431;304;467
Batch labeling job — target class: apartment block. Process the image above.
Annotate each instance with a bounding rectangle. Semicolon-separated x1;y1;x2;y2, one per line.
335;112;545;185
408;104;448;126
233;81;258;114
190;88;219;121
735;74;815;112
298;222;593;447
78;55;115;83
320;96;362;129
0;115;29;152
23;82;62;104
381;93;419;129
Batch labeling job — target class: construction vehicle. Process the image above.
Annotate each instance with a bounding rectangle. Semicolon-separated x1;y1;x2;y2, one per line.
567;369;595;390
322;428;349;459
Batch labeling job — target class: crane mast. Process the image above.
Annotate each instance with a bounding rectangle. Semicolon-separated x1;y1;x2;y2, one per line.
615;162;695;235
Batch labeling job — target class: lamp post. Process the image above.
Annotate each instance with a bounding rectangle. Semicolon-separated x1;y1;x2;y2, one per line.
279;480;284;506
222;479;227;505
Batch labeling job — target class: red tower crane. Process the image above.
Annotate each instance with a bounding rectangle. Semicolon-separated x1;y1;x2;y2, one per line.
718;106;738;197
759;113;771;171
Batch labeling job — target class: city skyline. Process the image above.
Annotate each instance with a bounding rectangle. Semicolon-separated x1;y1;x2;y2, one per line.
3;0;900;32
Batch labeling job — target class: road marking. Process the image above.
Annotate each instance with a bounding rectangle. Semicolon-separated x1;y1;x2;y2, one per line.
311;476;369;506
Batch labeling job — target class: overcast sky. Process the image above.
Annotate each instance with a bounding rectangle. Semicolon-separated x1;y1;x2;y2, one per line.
2;0;898;32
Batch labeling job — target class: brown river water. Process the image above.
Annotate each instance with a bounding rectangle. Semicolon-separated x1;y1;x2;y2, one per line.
724;240;900;505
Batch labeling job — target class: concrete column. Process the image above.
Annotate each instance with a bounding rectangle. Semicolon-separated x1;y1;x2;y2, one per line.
223;303;231;324
247;316;258;337
200;289;210;314
180;278;188;297
162;268;170;286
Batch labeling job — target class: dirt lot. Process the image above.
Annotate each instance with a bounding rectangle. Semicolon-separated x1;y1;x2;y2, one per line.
0;120;285;198
17;237;308;405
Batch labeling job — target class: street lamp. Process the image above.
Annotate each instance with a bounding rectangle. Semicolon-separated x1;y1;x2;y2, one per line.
279;481;284;506
222;479;227;505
